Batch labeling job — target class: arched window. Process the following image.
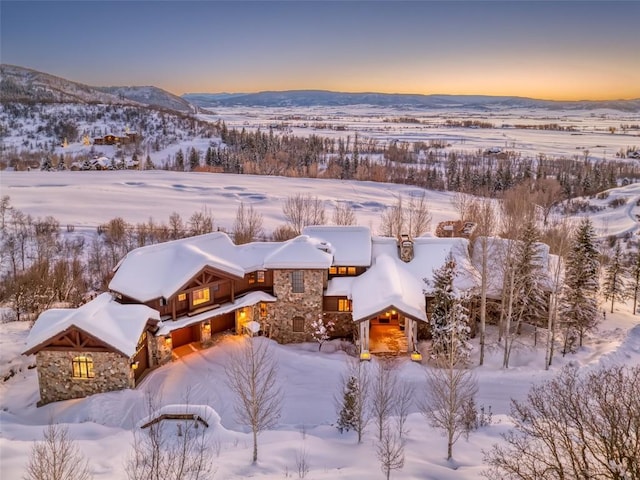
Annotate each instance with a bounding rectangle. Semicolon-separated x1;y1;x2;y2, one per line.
72;355;95;378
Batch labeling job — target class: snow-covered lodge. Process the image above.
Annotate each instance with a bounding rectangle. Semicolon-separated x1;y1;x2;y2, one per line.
25;226;480;405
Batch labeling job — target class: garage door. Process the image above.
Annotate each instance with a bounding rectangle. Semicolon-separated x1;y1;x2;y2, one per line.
171;325;200;348
211;312;235;334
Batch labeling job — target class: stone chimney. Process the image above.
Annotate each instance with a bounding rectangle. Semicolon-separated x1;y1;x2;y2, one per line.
399;234;414;262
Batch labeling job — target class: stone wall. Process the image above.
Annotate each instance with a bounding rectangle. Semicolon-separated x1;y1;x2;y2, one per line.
152;336;173;366
36;350;132;405
270;269;324;343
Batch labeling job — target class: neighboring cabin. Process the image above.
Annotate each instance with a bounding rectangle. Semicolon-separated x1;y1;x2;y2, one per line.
24;226;551;405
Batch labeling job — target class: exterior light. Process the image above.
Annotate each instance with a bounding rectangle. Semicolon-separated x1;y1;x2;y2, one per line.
411;351;423;362
391;310;397;315
360;351;371;361
165;336;172;346
203;322;211;331
240;310;246;318
131;361;139;370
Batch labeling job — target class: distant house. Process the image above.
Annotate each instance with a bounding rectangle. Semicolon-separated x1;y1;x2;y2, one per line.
93;132;138;146
25;226;483;405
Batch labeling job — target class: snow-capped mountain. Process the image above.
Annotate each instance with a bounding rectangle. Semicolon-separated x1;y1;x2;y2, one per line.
184;89;640;112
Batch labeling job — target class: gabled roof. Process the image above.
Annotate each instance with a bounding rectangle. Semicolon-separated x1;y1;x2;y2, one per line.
351;254;426;323
302;225;372;266
263;235;333;269
109;232;245;302
24;293;159;357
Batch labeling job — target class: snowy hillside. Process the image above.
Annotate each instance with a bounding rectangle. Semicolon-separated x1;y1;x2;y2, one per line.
97;85;196;113
0;64;140;106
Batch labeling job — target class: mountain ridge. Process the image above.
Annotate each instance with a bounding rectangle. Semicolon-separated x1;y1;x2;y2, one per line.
183;89;640;112
0;64;196;113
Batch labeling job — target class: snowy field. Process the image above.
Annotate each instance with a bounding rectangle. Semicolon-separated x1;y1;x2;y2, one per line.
1;171;639;479
200;106;640;163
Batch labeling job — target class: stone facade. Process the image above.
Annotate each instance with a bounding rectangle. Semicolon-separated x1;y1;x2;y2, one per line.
36;350;132;405
152;335;173;366
270;269;325;343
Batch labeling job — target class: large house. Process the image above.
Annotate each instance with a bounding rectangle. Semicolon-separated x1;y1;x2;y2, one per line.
24;226;479;405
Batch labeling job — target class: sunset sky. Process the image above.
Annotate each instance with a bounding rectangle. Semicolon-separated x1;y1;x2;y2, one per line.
2;1;638;100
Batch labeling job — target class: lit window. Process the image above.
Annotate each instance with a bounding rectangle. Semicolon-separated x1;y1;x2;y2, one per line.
338;299;352;312
347;267;356;275
329;267;337;275
256;271;265;283
178;293;186;302
338;267;347;275
259;302;268;318
192;287;210;306
291;271;304;293
248;273;256;285
72;355;94;378
292;316;305;332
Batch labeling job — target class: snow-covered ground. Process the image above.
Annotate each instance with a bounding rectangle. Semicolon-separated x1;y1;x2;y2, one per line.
3;170;640;239
1;170;639;478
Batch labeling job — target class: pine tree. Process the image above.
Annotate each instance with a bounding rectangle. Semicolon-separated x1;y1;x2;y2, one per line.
189;147;200;171
175;148;185;171
513;220;546;328
429;255;471;364
603;242;627;313
337;376;358;433
559;218;599;351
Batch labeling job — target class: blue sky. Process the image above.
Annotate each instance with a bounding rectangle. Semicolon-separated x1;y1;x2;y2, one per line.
1;1;638;100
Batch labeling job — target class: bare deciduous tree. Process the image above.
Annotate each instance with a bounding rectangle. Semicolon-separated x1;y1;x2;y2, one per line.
332;202;357;226
24;422;92;480
188;208;214;236
468;198;496;366
452;192;473;223
380;194;432;239
376;425;405;480
371;359;397;440
282;194;326;234
420;357;478;461
232;202;264;244
226;338;283;463
126;391;215;480
394;379;414;439
483;365;640;480
532;177;563;226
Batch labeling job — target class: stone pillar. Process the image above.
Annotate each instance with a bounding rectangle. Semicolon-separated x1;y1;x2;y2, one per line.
406;318;418;352
156;336;173;365
201;321;212;346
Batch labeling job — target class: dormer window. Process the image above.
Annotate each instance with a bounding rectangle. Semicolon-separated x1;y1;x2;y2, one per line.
249;271;266;284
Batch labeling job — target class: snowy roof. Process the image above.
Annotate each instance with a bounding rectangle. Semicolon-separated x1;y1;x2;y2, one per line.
263;235;333;269
302;225;372;266
325;276;356;297
156;291;276;336
110;232;335;302
351;254;427;323
109;232;246;302
371;236;478;294
24;293;159;357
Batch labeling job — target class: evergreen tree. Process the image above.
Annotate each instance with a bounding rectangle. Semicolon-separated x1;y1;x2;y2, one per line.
205;146;213;167
603;242;628;313
337;376;358;433
513;220;546;328
428;255;471;364
188;147;200;171
559;218;599;351
175;148;185;171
